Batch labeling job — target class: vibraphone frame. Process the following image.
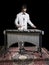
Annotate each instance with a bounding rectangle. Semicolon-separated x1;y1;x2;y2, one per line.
3;29;44;57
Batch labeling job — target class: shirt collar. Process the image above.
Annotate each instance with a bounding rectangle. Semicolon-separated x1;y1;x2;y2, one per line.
21;12;26;15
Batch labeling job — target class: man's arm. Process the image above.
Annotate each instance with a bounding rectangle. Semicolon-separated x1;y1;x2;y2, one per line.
27;14;36;28
15;14;19;26
15;14;21;28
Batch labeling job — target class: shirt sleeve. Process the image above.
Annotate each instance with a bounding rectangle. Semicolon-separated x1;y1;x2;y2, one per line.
27;14;35;27
15;14;19;26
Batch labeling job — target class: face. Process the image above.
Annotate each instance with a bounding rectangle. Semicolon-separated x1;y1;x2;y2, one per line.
22;8;27;13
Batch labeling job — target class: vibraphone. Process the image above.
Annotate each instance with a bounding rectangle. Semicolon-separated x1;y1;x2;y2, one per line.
3;29;44;56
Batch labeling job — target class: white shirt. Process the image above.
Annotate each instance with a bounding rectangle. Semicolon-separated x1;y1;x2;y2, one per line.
15;12;35;30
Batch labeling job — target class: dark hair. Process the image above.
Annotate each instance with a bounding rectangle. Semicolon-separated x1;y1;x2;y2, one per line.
21;5;27;9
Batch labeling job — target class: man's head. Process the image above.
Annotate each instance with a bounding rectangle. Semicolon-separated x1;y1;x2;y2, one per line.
21;5;27;13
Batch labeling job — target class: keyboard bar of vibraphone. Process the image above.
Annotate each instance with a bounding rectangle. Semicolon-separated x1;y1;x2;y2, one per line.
4;29;44;35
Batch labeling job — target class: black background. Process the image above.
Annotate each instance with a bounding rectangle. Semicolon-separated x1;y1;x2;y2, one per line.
0;0;49;50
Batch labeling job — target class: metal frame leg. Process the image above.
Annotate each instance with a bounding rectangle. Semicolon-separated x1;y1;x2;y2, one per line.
18;41;25;54
39;32;42;57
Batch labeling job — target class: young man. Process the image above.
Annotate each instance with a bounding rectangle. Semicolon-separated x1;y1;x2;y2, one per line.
15;5;36;31
14;5;36;54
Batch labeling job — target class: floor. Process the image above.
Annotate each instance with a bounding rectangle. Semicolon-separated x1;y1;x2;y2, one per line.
0;47;49;65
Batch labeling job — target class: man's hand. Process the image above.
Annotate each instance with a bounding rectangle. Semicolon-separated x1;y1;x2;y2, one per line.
34;26;36;28
32;25;36;28
17;25;22;28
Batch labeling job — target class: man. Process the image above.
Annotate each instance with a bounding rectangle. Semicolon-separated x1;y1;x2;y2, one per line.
14;5;36;54
15;5;36;30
